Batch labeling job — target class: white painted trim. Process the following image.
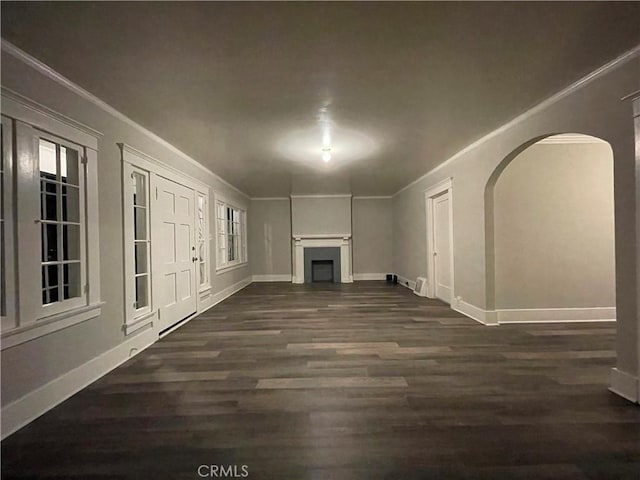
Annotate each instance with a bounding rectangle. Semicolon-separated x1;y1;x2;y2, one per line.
293;233;352;240
1;40;248;198
124;310;156;336
1;303;104;350
451;298;499;326
425;178;455;302
119;143;209;194
215;262;249;274
423;177;453;198
1;325;157;439
1;88;101;150
352;196;393;200
292;236;353;284
394;44;640;197
497;307;616;323
290;194;352;199
536;133;607;145
250;197;290;201
609;368;639;403
396;275;416;291
252;274;292;282
353;273;387;281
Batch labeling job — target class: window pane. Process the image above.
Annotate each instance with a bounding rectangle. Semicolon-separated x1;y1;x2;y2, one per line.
135;275;148;309
63;225;80;261
42;223;58;262
43;286;59;305
42;264;59;289
62;185;80;223
199;262;206;285
41;181;58;221
63;263;81;300
135;242;148;274
39;139;57;178
60;146;79;186
134;207;147;240
132;172;146;207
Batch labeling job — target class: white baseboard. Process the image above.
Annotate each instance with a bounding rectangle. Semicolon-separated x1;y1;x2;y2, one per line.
497;307;616;323
353;273;387;281
252;274;292;282
1;275;254;440
1;325;157;440
451;298;499;326
396;275;416;290
609;368;639;403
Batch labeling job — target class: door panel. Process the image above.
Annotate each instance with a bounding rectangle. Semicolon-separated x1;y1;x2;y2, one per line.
153;175;197;331
434;193;452;303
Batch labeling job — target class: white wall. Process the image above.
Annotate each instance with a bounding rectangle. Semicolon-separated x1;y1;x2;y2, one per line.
249;199;292;278
0;50;251;413
291;196;352;236
352;198;393;276
494;142;615;309
392;52;639;389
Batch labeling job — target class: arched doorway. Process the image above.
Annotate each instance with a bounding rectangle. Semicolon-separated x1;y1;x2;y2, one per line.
485;133;616;322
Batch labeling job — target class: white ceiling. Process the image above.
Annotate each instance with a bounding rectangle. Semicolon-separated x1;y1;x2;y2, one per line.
2;2;639;196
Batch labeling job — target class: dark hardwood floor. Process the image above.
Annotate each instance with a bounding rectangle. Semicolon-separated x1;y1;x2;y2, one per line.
2;282;639;479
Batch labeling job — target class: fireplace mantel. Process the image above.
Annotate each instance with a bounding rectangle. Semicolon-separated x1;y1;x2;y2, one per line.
292;234;353;284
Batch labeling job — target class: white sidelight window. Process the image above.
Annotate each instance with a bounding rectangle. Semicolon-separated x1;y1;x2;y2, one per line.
1;91;102;349
215;195;247;271
196;191;210;289
123;163;152;326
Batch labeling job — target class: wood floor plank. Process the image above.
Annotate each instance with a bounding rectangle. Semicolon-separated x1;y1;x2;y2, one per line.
256;376;409;389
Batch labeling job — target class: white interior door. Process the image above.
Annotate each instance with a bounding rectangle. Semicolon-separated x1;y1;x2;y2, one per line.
153;175;197;331
433;192;453;303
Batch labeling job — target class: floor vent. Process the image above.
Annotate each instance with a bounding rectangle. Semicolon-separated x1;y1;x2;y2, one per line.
414;277;427;296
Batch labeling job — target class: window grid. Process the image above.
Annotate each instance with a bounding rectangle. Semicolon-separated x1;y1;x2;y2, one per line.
216;198;246;270
131;171;150;311
39;139;82;306
197;193;208;287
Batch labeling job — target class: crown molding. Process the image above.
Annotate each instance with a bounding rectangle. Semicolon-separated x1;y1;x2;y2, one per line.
353;195;393;200
1;38;248;199
393;43;640;197
250;197;290;201
536;133;607;145
290;194;353;199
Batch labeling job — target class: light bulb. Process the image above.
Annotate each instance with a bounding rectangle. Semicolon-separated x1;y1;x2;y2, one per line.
322;147;331;162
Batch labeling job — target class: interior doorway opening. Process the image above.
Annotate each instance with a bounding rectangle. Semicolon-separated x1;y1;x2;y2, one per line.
485;133;616;323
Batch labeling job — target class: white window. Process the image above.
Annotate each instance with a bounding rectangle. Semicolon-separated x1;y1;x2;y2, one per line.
196;191;210;289
215;196;247;271
123;163;152;328
1;92;101;349
37;136;86;315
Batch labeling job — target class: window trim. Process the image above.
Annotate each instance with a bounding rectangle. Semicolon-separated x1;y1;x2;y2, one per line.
0;91;102;350
1;116;17;332
214;193;248;273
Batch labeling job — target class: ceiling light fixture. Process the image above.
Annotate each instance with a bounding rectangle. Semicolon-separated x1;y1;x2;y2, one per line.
321;147;332;162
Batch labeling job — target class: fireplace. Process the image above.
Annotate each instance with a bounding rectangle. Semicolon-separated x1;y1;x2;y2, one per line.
311;260;334;282
304;247;340;283
292;235;353;284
